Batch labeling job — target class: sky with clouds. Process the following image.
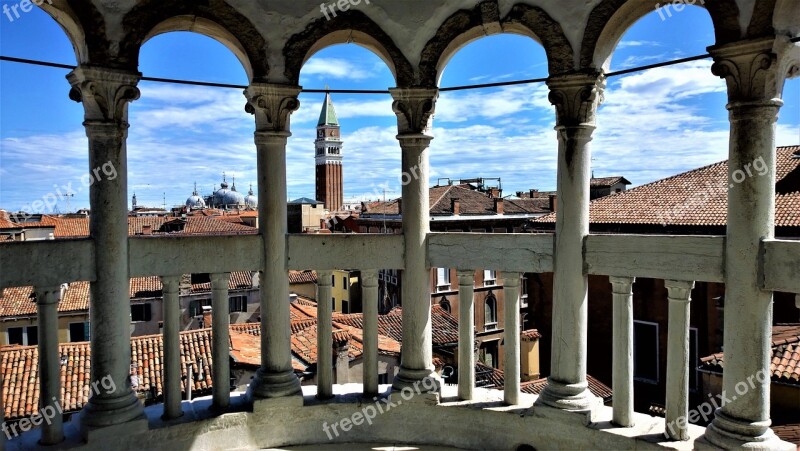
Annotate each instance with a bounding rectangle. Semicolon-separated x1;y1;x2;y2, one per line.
0;6;798;212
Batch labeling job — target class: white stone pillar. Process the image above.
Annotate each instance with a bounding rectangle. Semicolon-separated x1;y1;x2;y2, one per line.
390;88;440;393
503;273;521;406
664;280;694;441
705;38;799;450
538;73;605;411
160;276;182;420
609;276;635;428
317;270;334;399
457;269;475;401
36;285;64;445
67;66;146;438
211;273;230;410
244;84;303;400
361;270;380;397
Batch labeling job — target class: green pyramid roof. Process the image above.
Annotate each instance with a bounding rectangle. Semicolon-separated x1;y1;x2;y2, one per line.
317;92;339;126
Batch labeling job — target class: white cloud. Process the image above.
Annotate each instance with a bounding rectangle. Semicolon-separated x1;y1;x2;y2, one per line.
301;58;378;81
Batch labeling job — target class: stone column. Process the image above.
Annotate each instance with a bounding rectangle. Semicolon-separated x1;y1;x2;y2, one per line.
317;270;334;399
537;73;605;411
160;276;183;420
664;280;694;441
361;270;380;397
502;273;521;406
67;66;146;438
36;285;64;445
244;84;303;401
609;276;635;428
704;37;799;450
211;272;230;410
457;269;476;401
389;88;440;393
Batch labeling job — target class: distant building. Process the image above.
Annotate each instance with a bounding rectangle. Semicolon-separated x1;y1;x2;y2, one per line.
590;176;631;200
315;93;344;212
287;197;325;233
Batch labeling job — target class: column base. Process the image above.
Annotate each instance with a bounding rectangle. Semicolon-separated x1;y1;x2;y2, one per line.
79;391;146;440
704;410;795;450
246;367;302;399
535;378;600;413
391;365;441;393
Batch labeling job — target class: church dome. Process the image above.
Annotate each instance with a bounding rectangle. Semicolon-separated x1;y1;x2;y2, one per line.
212;176;245;208
244;184;258;208
186;183;206;209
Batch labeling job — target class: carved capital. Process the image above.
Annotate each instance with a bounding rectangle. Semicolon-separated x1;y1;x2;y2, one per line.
609;276;635;295
35;285;63;306
317;270;334;288
160;275;181;295
665;279;695;303
67;66;141;124
456;269;474;287
710;37;799;105
390;88;439;135
244;84;302;134
501;272;520;288
210;272;230;291
361;270;379;288
547;73;605;127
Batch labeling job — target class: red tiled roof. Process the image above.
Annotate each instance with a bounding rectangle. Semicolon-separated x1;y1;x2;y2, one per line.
334;305;459;347
591;176;631;188
0;282;90;318
535;145;800;227
289;270;318;284
771;423;800;450
700;324;800;385
518;375;613;402
365;185;549;217
521;329;541;341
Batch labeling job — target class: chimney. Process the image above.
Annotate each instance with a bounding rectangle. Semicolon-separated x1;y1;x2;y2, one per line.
201;308;212;329
179;274;192;295
494;198;504;215
549;194;558;213
521;331;541;381
396;199;402;216
451;198;460;215
530;189;537;198
289;293;298;304
360;201;367;213
489;188;501;198
142;224;152;235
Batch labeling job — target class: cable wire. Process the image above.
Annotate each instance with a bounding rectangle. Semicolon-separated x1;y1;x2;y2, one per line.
2;36;799;94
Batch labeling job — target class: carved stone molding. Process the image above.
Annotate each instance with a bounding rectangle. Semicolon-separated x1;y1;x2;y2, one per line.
67;66;141;124
390;88;439;136
361;270;379;288
665;279;695;303
546;73;605;128
710;37;799;105
244;84;302;134
35;286;63;306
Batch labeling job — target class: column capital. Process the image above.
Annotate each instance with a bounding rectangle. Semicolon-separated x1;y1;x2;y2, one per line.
665;279;695;302
361;270;379;288
210;272;230;290
244;83;302;134
456;269;474;286
160;275;181;294
67;66;141;125
709;37;800;106
609;276;635;294
390;87;439;136
35;285;63;306
317;269;334;287
546;72;605;128
501;272;521;288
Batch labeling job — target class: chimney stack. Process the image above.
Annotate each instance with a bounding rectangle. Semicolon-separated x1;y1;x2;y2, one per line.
360;201;367;213
451;198;460;215
549;194;558;213
530;189;537;198
489;188;501;198
396;199;402;215
142;224;152;235
179;274;192;295
494;198;504;215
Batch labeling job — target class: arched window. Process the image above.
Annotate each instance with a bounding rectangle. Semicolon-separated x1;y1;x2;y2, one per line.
439;297;451;313
484;293;497;329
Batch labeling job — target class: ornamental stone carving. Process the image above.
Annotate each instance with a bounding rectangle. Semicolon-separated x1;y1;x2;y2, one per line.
67;66;141;124
390;88;439;135
244;84;302;134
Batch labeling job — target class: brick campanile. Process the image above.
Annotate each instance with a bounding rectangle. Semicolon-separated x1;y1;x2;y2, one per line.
315;92;343;212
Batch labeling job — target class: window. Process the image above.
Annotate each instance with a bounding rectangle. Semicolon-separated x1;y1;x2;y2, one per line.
342;300;349;314
343;276;348;289
69;322;90;342
634;321;659;383
436;268;451;292
229;296;247;313
378;373;389;384
484;294;497;329
331;297;335;311
484;270;496;286
520;275;529;307
7;326;37;346
189;299;212;317
131;303;152;323
479;341;499;369
439;297;451;313
332;274;335;287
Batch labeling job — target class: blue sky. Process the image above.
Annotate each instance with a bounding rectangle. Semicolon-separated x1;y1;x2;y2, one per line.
0;5;798;212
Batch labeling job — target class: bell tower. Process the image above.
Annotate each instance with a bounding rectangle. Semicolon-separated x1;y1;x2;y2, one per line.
315;92;343;212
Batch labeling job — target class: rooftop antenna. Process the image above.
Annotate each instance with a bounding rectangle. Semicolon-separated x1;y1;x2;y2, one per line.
163;192;166;210
58;193;74;213
383;187;387;234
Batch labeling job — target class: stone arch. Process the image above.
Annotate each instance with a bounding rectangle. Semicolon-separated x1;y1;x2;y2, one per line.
119;1;269;82
417;1;574;87
283;10;414;87
36;1;105;66
771;0;800;36
580;0;741;71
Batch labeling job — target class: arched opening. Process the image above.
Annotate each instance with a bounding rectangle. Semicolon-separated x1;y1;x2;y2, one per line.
129;31;252;213
484;293;497;327
290;43;396;213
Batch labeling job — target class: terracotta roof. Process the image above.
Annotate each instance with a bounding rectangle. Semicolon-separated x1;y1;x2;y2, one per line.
521;329;541;341
591;176;631;188
365;185;549;217
289;270;318;284
0;282;90;318
771;422;800;449
128;272;256;298
700;324;800;385
535;145;800;227
334;305;459;347
518;375;613;402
